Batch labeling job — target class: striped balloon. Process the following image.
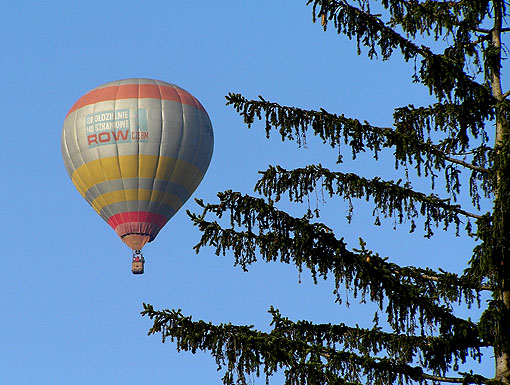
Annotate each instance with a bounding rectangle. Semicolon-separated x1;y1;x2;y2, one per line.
62;78;214;250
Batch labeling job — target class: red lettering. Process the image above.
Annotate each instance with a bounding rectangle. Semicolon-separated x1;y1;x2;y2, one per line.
88;130;131;147
88;134;98;145
98;132;110;143
112;129;129;141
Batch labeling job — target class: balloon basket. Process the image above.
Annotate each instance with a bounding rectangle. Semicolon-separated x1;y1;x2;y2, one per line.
132;261;144;275
131;251;145;275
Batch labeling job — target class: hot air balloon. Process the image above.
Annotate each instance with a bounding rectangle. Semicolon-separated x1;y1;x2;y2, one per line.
61;78;214;274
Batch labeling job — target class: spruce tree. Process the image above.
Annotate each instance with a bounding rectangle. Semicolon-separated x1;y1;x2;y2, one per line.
141;1;510;384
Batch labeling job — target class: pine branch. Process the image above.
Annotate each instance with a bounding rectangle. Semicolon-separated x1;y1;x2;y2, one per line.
378;0;495;83
226;94;494;204
226;93;491;170
471;34;493;46
379;0;490;40
311;0;419;61
255;164;483;237
420;373;486;384
420;273;492;291
393;103;493;160
141;305;489;385
268;307;486;373
441;154;489;174
309;0;495;104
187;191;483;334
393;102;494;206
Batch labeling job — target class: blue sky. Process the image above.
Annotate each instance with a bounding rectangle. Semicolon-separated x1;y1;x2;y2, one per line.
0;1;501;384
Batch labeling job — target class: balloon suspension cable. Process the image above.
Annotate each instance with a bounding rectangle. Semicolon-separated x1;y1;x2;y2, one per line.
132;250;144;261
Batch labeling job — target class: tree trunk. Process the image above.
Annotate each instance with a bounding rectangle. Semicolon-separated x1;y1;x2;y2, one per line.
492;1;510;382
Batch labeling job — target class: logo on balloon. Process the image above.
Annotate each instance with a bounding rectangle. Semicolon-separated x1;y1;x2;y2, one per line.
86;108;149;148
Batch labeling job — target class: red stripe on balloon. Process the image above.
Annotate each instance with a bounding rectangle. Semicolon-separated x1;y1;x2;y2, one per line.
107;211;168;230
66;83;205;117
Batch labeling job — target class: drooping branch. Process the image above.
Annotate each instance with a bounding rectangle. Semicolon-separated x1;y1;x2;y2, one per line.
141;305;489;385
226;93;492;168
392;102;494;205
309;0;495;104
188;191;484;334
393;103;493;158
310;0;420;61
376;0;490;42
267;307;486;373
255;164;483;237
226;94;493;203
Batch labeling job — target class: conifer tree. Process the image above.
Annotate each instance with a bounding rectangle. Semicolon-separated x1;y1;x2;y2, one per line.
142;1;510;384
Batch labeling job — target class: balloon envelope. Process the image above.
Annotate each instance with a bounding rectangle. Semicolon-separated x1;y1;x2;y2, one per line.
62;78;214;250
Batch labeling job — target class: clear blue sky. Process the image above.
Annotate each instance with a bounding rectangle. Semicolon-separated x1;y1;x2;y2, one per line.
1;1;501;384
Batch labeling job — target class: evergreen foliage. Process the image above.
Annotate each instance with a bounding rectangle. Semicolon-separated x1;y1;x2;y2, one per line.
142;1;510;384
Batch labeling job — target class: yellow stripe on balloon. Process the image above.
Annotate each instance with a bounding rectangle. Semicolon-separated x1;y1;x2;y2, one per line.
71;155;204;197
90;188;183;214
